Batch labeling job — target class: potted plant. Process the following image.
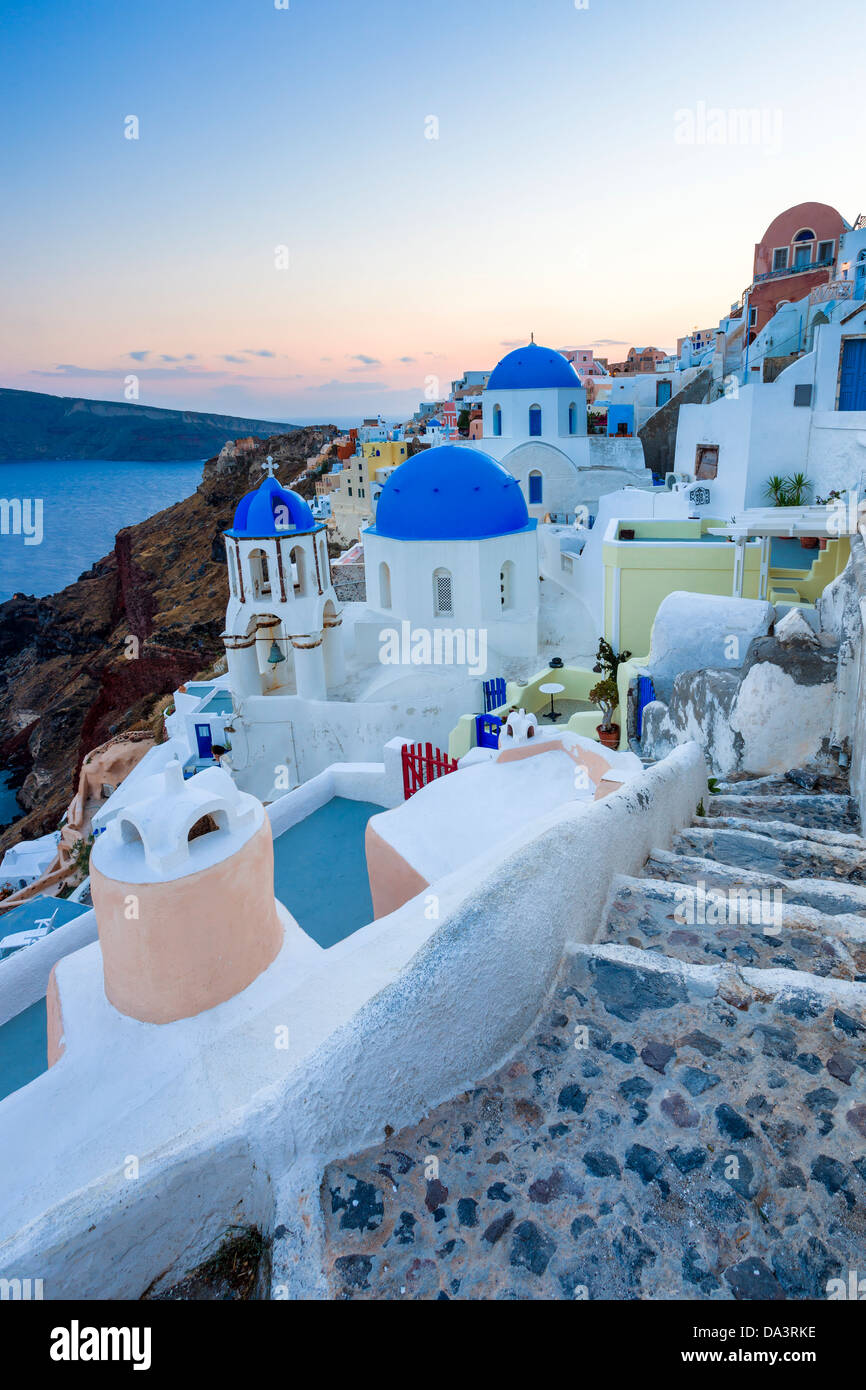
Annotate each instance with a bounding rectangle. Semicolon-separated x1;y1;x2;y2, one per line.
764;471;818;547
589;677;620;748
815;490;842;550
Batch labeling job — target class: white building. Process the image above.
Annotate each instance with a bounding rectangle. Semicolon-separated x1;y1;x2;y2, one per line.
358;444;540;663
674;308;866;513
458;341;651;520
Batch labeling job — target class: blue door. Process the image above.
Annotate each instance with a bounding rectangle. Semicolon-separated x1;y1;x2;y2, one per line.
839;339;866;411
856;263;866;303
195;723;213;758
475;714;502;749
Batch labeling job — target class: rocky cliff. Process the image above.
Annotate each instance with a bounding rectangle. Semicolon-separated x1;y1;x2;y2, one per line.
0;426;337;856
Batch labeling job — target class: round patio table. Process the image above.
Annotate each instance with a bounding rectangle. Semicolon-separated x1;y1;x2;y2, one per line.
539;681;565;722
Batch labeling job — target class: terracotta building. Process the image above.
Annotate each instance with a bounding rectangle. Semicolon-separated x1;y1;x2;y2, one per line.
747;201;848;342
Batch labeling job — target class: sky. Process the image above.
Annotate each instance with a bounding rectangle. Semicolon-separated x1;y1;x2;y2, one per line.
1;0;864;426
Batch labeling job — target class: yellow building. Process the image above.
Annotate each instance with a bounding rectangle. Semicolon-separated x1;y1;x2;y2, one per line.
359;440;408;477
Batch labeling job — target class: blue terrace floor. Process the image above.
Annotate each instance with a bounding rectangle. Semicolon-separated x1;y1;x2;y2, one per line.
0;998;47;1102
273;798;380;949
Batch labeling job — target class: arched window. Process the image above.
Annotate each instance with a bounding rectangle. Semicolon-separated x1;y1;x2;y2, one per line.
528;405;542;436
227;545;238;597
568;402;578;434
319;539;328;586
379;560;391;609
248;548;271;600
528;471;543;505
433;567;453;617
792;228;815;268
492;404;502;436
289;545;305;596
500;560;514;610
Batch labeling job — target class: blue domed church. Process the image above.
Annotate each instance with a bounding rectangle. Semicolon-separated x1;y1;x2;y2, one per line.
462;341;650;520
361;444;540;662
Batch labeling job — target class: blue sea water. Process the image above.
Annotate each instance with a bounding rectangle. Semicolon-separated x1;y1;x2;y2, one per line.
0;458;204;602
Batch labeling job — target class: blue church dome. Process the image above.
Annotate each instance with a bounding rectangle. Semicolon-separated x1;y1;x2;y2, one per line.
370;445;533;541
487;342;580;391
227;476;316;537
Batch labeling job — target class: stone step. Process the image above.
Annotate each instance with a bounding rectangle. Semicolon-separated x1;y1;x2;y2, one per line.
712;770;852;797
704;793;859;833
644;848;866;917
673;826;866;883
693;816;866;852
320;943;866;1302
601;874;866;983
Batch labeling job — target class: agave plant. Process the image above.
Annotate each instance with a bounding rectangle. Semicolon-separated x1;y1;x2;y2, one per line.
785;472;812;506
764;473;813;507
764;474;790;505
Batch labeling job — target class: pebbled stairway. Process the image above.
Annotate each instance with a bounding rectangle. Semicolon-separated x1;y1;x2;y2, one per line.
318;771;866;1300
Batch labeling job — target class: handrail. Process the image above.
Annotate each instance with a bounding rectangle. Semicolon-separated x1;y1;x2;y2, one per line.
753;256;834;285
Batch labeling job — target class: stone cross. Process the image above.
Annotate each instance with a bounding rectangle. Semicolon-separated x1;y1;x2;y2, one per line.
262;455;278;479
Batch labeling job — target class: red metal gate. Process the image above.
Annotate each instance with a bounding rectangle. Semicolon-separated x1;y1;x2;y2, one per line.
401;742;459;800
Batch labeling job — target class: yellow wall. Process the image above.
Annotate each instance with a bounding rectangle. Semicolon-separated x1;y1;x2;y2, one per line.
361;440;407;478
603;524;849;658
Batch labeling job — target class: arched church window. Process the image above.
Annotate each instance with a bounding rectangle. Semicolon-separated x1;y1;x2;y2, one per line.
492;404;502;437
227;545;238;597
568;402;578;434
248;548;271;600
433;567;453;617
528;471;543;505
500;560;514;610
319;539;328;585
379;561;392;609
289;545;305;596
528;405;542;436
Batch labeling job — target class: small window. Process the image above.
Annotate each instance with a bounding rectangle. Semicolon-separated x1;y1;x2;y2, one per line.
695;445;719;480
817;240;834;264
568;402;578;434
528;471;543;504
794;384;813;407
379;561;391;609
500;560;514;610
528;405;542;436
749;306;758;327
772;247;788;272
433;567;452;617
492;404;502;436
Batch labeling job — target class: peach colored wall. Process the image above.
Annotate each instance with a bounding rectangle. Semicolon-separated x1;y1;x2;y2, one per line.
91;820;283;1024
365;745;627;918
365;823;429;920
46;966;65;1067
495;737;614;789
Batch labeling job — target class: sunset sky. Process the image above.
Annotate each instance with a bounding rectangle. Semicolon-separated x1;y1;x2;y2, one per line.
1;0;863;425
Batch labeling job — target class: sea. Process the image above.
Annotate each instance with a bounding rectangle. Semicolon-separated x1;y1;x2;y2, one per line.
0;458;204;603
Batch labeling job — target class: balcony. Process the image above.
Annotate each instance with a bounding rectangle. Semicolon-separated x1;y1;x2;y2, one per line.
753;255;835;285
